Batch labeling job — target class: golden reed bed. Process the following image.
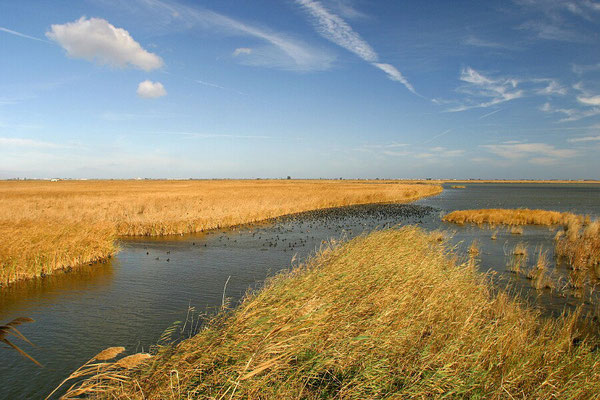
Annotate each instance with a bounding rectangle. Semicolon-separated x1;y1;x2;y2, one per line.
443;208;600;272
442;208;582;226
62;227;600;399
0;180;442;285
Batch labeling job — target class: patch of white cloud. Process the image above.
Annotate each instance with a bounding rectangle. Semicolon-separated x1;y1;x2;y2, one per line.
448;67;523;112
577;95;600;106
481;142;577;161
448;68;568;112
568;135;600;142
127;0;334;72
296;0;376;61
372;63;417;94
462;35;516;50
541;82;600;121
516;0;600;19
515;0;600;42
137;80;167;98
232;47;252;56
328;0;369;19
535;79;567;95
296;0;417;94
46;17;164;71
540;102;600;122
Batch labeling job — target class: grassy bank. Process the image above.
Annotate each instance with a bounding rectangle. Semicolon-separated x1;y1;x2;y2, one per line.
443;208;582;226
66;227;600;399
0;180;442;285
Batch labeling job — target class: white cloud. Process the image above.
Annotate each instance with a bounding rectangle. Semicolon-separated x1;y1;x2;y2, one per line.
127;0;334;72
297;0;377;61
448;67;523;111
372;63;417;94
296;0;417;94
481;142;577;160
414;152;434;159
232;47;252;56
462;35;516;50
447;68;568;112
46;17;164;71
541;97;600;122
137;80;167;98
568;135;600;143
577;95;600;106
535;79;567;95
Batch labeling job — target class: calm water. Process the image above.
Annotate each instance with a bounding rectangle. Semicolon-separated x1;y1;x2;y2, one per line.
1;183;599;398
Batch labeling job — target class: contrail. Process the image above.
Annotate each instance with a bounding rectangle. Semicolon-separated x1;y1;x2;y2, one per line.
0;27;50;43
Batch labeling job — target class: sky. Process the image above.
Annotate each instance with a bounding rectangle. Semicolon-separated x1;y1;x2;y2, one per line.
1;0;600;179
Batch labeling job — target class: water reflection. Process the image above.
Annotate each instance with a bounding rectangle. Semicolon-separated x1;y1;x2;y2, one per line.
0;259;115;319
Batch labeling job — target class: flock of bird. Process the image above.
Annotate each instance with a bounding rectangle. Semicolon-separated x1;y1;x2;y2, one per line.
142;204;437;262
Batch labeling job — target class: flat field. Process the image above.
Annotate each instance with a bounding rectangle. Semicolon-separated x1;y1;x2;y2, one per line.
0;180;442;285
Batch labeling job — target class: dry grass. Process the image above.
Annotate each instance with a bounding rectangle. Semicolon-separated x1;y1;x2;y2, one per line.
75;227;600;399
47;347;150;400
513;242;528;257
468;240;480;256
510;225;524;235
0;317;40;367
527;249;553;290
0;180;442;285
508;243;528;275
450;185;466;189
555;219;600;272
443;208;583;226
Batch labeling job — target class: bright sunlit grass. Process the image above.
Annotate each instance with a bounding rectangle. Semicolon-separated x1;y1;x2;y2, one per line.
0;179;442;285
443;208;584;226
67;227;600;399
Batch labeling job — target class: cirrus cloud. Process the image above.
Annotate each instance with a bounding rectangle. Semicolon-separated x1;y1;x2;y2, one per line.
46;17;163;71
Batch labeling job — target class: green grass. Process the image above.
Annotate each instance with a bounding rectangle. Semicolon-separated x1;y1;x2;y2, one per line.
68;227;600;399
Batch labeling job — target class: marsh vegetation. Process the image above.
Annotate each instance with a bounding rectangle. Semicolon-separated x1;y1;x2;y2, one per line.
0;180;441;285
67;228;600;399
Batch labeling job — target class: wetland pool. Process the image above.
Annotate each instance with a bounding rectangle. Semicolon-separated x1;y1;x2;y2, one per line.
1;183;599;398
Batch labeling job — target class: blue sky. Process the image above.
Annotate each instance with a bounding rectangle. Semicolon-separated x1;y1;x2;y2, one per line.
1;0;599;179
